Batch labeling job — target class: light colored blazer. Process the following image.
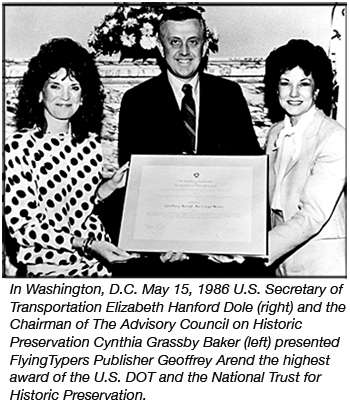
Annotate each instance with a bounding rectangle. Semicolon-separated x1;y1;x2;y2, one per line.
266;109;346;276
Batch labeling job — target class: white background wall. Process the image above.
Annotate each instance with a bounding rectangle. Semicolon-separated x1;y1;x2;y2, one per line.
4;3;335;60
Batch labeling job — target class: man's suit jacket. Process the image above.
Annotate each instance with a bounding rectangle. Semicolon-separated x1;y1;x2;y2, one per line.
100;72;262;247
266;109;346;276
118;72;261;166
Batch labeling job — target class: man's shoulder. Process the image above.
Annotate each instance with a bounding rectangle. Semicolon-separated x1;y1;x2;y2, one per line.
201;73;241;89
124;74;165;96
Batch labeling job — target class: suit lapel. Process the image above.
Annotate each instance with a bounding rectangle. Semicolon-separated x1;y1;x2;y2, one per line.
269;110;325;206
197;74;210;153
158;74;181;118
268;123;283;201
284;110;324;176
157;74;188;151
270;122;284;176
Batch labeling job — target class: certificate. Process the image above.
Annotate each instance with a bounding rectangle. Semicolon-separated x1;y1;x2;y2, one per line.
118;155;268;257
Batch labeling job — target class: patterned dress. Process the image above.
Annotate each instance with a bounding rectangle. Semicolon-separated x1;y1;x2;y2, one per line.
4;126;112;277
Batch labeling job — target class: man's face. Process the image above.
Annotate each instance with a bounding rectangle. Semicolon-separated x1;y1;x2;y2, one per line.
158;18;208;81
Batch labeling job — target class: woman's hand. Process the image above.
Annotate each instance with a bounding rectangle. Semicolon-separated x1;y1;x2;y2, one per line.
109;162;129;189
91;240;139;264
160;251;189;263
97;162;130;201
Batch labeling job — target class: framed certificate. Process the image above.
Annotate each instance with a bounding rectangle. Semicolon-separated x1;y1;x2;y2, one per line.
118;155;268;257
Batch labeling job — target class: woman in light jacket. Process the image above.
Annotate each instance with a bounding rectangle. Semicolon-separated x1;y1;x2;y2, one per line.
264;39;345;276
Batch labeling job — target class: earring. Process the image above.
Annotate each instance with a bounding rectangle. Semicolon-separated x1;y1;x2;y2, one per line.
39;93;43;103
313;90;319;100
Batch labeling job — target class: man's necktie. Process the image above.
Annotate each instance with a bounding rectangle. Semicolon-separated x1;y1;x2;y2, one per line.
181;84;196;154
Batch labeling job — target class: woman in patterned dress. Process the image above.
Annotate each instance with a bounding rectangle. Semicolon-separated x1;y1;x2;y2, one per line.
5;37;138;277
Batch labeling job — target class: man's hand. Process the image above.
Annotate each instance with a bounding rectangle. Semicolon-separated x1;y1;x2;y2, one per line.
160;251;189;263
207;254;245;264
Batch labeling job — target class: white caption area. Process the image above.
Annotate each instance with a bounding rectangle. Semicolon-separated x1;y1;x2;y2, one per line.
1;278;348;407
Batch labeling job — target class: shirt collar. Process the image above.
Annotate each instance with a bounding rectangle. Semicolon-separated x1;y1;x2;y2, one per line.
284;105;317;134
167;71;200;96
43;123;72;139
273;106;317;152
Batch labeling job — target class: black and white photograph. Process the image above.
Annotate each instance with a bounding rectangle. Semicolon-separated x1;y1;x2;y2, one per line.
1;4;348;406
3;2;346;278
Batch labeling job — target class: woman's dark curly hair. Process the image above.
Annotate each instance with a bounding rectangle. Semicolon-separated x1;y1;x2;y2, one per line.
15;37;105;142
264;39;334;123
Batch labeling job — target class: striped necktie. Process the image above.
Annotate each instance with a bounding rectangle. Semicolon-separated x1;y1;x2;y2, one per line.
181;84;196;154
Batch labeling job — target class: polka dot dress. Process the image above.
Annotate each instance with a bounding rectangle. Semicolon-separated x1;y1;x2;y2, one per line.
5;126;112;277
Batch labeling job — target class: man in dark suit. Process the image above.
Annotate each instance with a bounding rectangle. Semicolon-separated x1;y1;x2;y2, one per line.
102;6;268;276
118;6;261;166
